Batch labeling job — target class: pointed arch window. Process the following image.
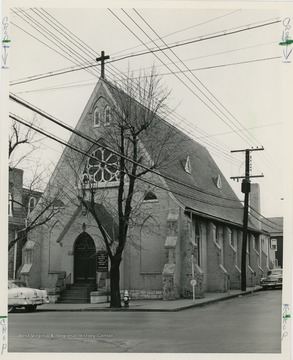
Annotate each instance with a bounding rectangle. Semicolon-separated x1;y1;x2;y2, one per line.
28;197;36;213
143;191;158;202
104;105;111;126
94;107;101;127
82;145;120;186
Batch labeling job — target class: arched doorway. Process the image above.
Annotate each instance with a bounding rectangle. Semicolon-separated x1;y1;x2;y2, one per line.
74;233;96;282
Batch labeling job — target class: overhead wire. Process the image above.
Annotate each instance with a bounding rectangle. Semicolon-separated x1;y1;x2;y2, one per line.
133;8;264;147
9;16;281;86
10;112;245;210
10;92;245;203
12;8;99;79
111;8;256;149
114;9;283;199
112;9;242;56
10;8;283;200
10;9;243;169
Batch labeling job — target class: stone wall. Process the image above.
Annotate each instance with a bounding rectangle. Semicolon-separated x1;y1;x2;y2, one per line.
180;214;204;299
120;290;163;300
207;222;228;292
223;226;241;290
162;210;181;300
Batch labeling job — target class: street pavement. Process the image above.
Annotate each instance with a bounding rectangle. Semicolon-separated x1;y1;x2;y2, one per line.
8;288;283;353
39;286;263;312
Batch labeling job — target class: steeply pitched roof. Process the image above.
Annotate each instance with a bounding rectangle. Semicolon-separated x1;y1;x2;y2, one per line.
103;79;254;230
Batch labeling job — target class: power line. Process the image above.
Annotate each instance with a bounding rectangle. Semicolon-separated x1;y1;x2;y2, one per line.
10;17;281;86
12;8;99;79
10;9;282;200
9;12;242;169
114;9;256;147
10;112;244;210
112;9;242;56
132;9;263;147
10;92;243;203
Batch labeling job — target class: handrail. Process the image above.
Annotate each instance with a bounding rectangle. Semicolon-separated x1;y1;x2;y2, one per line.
86;280;96;299
65;273;71;289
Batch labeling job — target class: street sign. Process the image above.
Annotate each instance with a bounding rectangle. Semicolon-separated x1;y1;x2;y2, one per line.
97;251;108;272
190;279;197;286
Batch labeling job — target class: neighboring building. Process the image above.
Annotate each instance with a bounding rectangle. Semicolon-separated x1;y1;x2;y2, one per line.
8;168;42;279
19;78;276;301
262;217;283;268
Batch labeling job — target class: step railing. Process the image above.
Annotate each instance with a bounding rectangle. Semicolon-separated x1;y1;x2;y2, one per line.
86;280;97;300
65;273;72;290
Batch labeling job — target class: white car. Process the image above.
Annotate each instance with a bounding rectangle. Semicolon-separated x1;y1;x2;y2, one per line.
8;280;49;313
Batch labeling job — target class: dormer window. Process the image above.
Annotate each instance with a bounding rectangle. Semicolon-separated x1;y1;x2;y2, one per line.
104;105;111;125
183;156;191;174
214;174;222;189
94;108;101;127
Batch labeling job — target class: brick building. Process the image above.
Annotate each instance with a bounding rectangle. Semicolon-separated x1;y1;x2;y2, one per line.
19;78;276;301
8;168;42;279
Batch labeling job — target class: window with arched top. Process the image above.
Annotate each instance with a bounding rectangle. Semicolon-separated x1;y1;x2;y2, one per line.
28;197;36;213
140;217;161;273
94;107;101;127
143;191;157;202
104;105;111;125
82;145;120;186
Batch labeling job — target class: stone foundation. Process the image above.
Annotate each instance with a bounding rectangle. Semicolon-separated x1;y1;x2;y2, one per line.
120;290;163;300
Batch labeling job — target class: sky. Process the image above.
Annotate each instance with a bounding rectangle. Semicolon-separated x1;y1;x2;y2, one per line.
5;2;293;219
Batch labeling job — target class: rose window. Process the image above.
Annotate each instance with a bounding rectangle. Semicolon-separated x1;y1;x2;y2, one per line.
82;147;120;185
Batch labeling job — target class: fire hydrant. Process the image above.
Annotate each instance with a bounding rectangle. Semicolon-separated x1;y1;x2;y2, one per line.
123;290;130;308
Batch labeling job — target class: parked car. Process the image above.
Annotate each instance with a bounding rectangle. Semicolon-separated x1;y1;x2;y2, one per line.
8;280;49;313
260;269;283;290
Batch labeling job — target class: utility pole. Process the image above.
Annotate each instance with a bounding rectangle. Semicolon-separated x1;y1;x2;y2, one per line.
230;147;264;291
96;51;110;79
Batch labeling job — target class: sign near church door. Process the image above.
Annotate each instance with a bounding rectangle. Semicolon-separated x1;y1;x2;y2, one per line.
97;251;108;272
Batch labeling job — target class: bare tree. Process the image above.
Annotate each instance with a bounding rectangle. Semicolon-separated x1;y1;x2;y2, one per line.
72;69;179;308
9;115;42;170
8;115;61;255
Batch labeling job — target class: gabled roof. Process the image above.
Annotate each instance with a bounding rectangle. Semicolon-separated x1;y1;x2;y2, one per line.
103;79;254;230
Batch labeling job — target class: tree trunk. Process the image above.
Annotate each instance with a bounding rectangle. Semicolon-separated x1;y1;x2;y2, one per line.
110;255;122;308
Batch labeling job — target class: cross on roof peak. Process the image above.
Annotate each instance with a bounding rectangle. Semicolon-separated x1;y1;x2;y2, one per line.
96;51;110;79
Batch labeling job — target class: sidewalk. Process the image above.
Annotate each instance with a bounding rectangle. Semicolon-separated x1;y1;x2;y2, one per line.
39;286;262;312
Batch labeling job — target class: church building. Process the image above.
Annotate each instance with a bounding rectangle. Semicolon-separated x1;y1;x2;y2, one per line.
18;76;276;302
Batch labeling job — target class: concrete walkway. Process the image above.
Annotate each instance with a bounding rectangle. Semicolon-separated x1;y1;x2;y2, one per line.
39;287;262;312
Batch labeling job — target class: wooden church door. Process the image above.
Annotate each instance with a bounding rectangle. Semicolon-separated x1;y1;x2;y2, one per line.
74;233;96;282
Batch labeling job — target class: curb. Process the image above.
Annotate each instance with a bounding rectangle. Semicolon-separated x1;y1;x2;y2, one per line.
37;288;262;313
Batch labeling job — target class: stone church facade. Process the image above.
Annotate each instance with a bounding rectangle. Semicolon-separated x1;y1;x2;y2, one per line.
18;78;275;301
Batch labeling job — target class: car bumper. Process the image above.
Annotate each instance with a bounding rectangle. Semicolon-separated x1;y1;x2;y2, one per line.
8;297;44;306
261;282;282;288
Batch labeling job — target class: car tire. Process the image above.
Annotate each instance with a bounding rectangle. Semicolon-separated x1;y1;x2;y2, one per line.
25;305;37;312
8;305;15;313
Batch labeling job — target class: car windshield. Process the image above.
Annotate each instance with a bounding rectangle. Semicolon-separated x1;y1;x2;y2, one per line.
267;269;282;276
8;281;27;289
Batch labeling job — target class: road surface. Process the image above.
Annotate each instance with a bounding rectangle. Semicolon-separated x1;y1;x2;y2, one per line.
8;290;282;353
